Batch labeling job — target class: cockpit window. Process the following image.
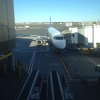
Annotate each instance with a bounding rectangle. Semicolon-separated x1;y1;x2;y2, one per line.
54;37;64;40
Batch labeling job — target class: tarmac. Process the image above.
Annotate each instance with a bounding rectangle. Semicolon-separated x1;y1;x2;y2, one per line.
0;25;100;100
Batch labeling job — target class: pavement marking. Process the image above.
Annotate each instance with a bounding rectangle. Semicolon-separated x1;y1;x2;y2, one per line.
53;45;72;79
87;83;98;95
14;44;49;53
16;71;32;100
58;54;72;79
16;52;35;99
47;45;49;51
76;69;98;96
14;48;49;53
31;52;36;71
79;51;98;65
16;52;36;100
85;55;97;65
28;52;36;73
16;43;19;46
14;49;34;52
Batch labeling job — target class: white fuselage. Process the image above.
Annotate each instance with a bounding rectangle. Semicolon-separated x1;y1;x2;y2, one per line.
48;27;66;49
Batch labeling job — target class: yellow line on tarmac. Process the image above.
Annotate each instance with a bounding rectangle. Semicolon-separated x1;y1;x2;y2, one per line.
54;46;72;79
58;54;72;79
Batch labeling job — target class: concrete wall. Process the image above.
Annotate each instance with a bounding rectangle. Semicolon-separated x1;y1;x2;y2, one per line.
94;25;100;47
84;26;93;43
0;0;15;53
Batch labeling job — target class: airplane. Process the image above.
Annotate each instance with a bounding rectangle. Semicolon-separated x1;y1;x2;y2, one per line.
16;17;66;49
47;16;66;49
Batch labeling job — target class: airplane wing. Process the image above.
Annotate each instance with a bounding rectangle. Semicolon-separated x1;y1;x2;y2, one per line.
16;34;38;37
37;36;48;39
16;34;48;39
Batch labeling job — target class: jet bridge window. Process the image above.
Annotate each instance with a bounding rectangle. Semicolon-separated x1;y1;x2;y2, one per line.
54;37;64;40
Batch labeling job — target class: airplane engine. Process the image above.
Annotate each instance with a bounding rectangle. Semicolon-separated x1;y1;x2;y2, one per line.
36;39;43;45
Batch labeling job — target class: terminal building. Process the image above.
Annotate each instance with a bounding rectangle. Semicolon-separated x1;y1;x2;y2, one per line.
0;0;15;72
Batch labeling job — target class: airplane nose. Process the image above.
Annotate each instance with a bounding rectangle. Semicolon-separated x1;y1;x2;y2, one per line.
59;43;66;49
55;40;66;49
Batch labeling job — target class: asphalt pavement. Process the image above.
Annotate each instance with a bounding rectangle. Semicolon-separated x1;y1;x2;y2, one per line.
0;25;100;100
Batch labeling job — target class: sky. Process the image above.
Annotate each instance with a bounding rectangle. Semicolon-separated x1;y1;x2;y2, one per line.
13;0;100;22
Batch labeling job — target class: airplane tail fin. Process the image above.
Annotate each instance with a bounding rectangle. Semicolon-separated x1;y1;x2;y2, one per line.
50;16;51;27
